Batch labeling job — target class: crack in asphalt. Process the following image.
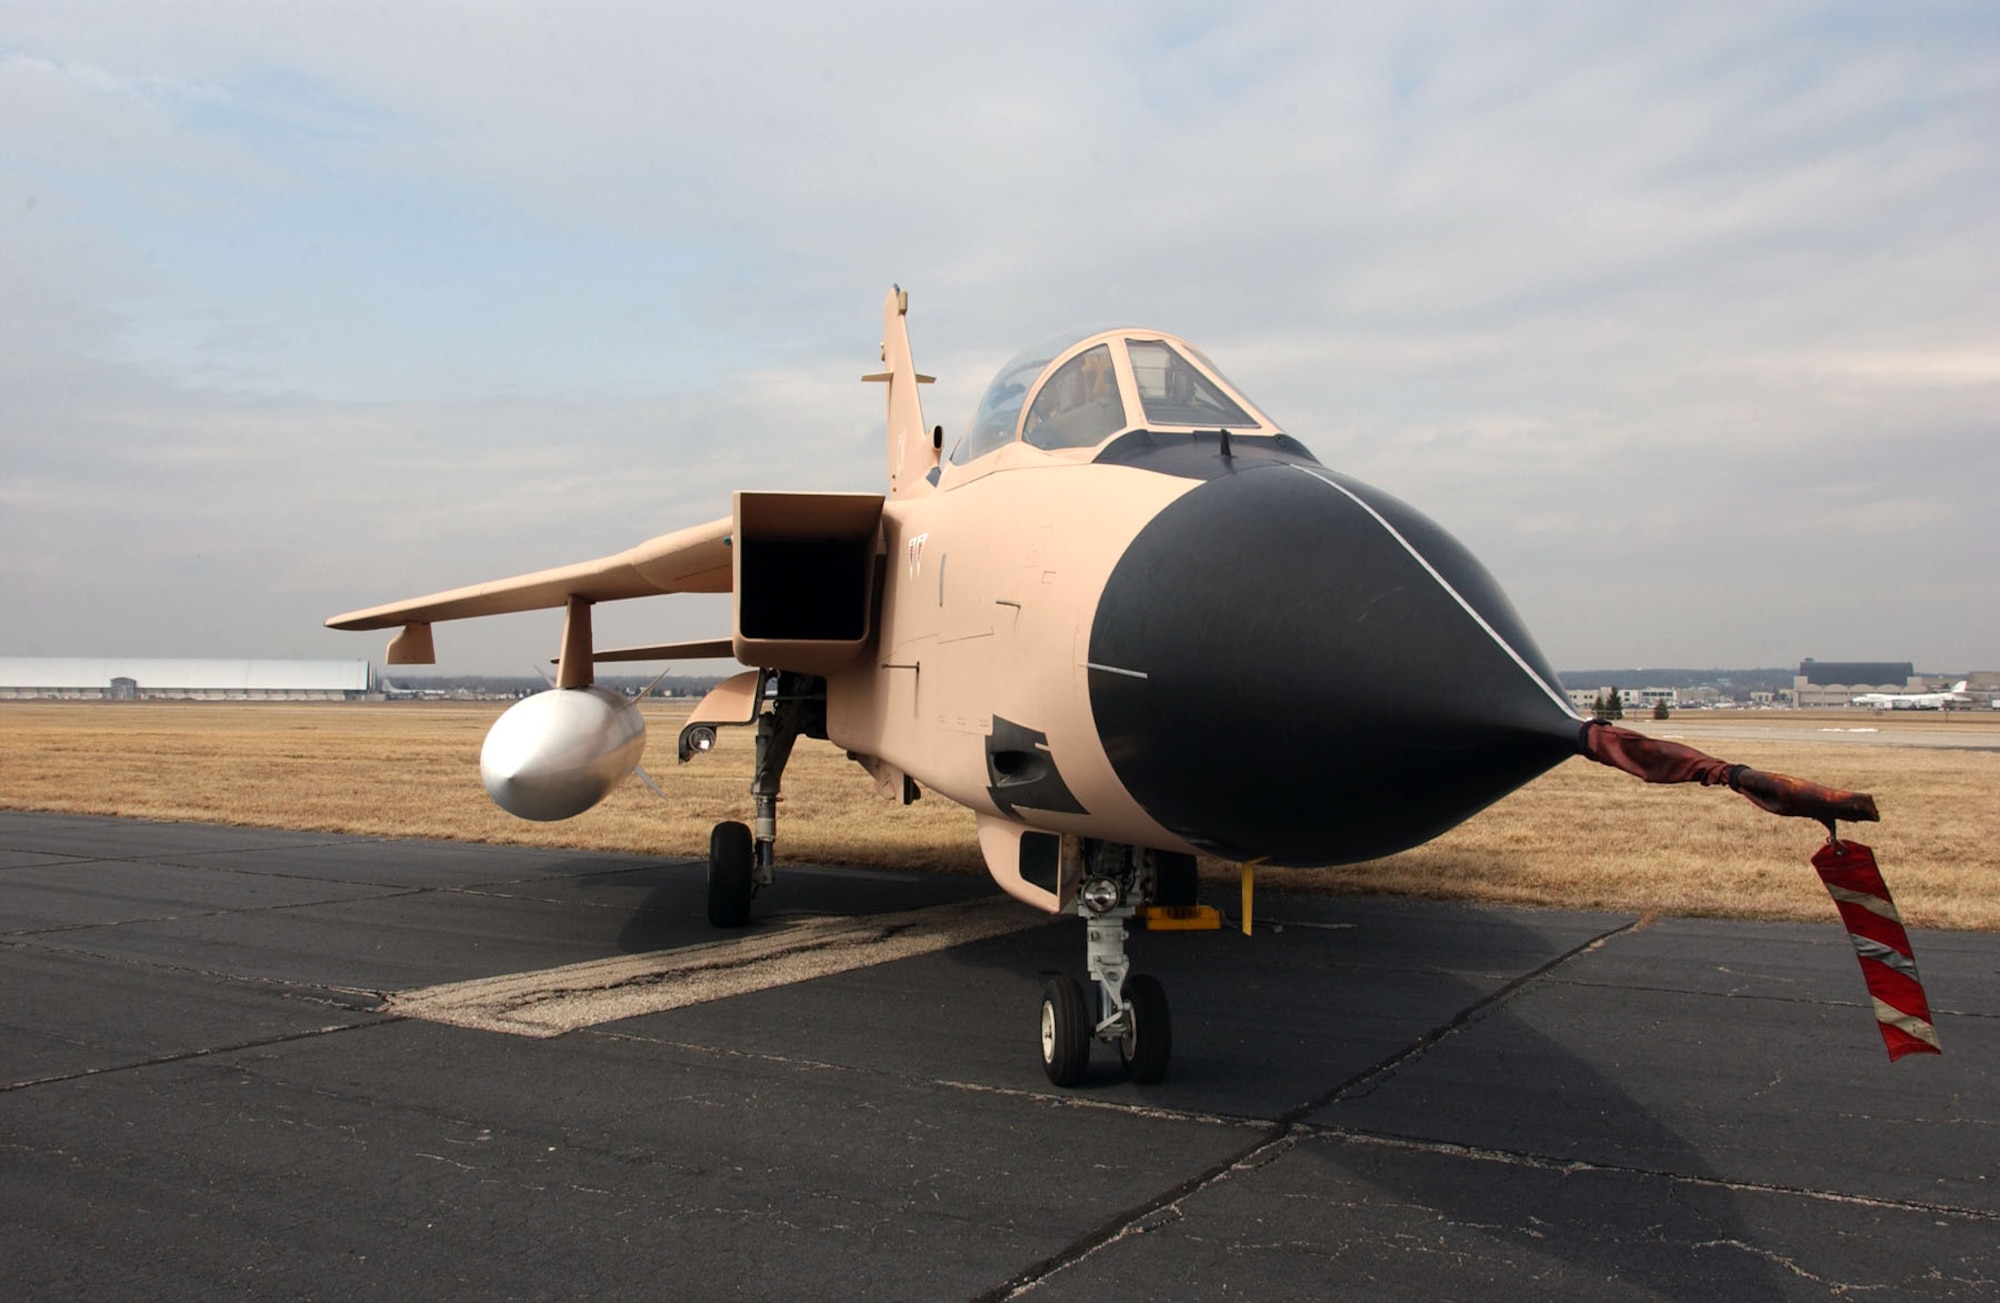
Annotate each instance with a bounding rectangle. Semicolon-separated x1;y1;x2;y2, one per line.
1299;1126;2000;1224
1693;1237;1889;1293
588;1027;1270;1132
0;934;387;1006
0;886;435;938
0;836;402;867
2;1020;389;1094
973;917;1647;1301
1551;976;1997;1022
0;824;699;894
167;856;705;893
0;858;709;943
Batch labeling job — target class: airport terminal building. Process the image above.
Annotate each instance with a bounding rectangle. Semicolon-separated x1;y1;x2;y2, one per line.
0;658;374;701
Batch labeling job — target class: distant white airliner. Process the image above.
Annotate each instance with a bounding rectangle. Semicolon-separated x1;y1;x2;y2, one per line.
1851;681;1969;710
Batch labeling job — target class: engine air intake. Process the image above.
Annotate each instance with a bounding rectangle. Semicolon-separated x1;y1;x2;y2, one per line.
731;491;884;674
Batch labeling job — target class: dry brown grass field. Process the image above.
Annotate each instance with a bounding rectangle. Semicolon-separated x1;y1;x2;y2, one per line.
2;701;1994;929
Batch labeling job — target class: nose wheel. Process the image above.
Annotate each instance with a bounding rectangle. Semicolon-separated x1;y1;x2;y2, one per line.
1039;977;1091;1086
1038;905;1172;1086
1118;972;1171;1084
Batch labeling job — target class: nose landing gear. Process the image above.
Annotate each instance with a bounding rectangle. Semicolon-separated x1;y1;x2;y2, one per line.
1038;846;1193;1086
1038;904;1172;1087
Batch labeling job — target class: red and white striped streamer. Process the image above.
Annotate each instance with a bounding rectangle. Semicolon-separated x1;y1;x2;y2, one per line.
1812;840;1941;1061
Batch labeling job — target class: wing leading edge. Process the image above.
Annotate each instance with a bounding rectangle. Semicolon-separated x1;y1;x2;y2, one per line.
325;514;734;663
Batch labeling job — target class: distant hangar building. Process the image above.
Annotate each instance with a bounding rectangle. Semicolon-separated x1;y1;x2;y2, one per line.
0;658;374;701
1792;659;1916;708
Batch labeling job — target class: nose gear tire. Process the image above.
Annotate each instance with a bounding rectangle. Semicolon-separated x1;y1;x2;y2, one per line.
1040;976;1091;1087
1118;974;1171;1084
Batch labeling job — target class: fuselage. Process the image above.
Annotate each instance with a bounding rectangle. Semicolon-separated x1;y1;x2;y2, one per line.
828;445;1199;852
827;422;1582;888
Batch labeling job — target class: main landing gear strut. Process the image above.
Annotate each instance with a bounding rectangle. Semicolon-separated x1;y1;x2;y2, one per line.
1039;844;1198;1087
698;672;824;928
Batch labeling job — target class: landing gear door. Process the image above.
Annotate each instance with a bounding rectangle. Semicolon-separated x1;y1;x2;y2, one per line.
678;669;766;762
975;815;1079;914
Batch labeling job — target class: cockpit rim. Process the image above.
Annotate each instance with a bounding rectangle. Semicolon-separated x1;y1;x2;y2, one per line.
942;327;1281;484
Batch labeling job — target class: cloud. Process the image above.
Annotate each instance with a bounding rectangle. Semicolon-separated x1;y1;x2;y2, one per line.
1;2;1997;671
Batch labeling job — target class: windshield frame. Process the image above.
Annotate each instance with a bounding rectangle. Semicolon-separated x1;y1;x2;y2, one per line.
942;327;1279;481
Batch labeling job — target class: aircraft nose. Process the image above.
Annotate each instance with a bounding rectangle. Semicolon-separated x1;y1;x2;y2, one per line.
1086;462;1581;865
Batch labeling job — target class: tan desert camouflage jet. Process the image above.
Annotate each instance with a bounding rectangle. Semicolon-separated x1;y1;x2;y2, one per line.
330;287;1934;1084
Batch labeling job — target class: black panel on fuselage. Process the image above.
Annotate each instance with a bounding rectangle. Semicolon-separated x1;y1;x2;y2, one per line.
1093;429;1321;478
1087;461;1579;866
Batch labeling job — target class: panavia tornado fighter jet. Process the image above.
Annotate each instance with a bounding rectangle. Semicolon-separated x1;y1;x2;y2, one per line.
329;287;1936;1085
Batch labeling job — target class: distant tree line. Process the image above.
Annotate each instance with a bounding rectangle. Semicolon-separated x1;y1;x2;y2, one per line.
1561;667;1795;694
1588;689;1670;722
385;674;730;698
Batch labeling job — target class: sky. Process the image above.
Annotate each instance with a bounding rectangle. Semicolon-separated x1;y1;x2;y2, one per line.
3;2;1996;676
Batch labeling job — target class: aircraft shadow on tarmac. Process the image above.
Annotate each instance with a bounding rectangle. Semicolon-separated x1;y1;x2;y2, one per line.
590;858;1808;1295
602;856;997;955
955;901;1820;1295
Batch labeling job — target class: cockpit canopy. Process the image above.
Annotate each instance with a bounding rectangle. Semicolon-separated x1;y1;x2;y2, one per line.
949;327;1278;468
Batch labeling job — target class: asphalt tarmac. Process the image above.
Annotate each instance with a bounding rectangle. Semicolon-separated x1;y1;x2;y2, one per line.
3;811;1994;1299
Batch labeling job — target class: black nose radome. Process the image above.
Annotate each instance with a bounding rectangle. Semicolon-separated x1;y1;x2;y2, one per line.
1087;463;1579;866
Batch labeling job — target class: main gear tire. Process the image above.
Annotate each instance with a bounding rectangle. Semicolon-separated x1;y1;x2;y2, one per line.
706;820;754;928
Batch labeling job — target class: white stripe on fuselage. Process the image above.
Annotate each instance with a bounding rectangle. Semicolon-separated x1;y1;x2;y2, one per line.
1289;465;1581;722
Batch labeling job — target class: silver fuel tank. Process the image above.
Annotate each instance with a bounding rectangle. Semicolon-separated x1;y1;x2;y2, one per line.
479;686;646;821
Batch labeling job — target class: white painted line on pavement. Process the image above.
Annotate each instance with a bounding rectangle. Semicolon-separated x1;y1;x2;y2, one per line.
386;896;1041;1038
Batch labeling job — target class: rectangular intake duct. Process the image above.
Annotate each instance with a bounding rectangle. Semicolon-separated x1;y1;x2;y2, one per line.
731;491;885;674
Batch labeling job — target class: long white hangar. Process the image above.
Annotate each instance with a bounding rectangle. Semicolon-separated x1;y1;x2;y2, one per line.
0;658;373;701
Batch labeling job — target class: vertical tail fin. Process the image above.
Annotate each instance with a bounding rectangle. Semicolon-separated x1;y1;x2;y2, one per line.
864;284;937;498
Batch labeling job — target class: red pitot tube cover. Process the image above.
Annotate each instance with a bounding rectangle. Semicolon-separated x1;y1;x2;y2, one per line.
1812;840;1941;1061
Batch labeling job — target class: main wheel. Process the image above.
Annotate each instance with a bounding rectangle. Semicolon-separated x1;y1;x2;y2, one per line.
1039;976;1091;1087
1118;974;1171;1084
706;820;754;928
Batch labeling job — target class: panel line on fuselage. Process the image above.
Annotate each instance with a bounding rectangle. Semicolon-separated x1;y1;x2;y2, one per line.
1288;464;1581;723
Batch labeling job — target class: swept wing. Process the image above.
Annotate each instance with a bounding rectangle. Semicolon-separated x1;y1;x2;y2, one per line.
325;515;734;658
